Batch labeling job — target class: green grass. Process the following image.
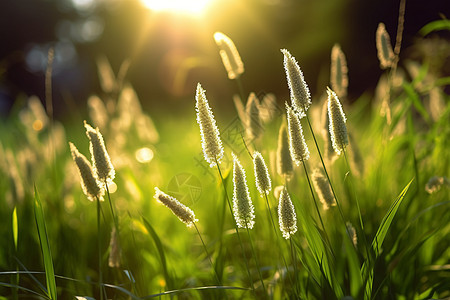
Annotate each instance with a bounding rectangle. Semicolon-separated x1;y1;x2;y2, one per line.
0;19;449;300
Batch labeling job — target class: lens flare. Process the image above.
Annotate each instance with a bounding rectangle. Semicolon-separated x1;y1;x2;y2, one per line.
141;0;211;14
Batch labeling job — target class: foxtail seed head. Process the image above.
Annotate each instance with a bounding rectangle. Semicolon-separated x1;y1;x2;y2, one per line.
346;222;358;248
277;123;294;179
330;44;348;99
108;227;121;268
278;187;297;239
69;142;104;201
232;153;255;229
84;121;115;183
327;88;348;155
245;93;263;140
312;168;336;210
214;32;244;80
253;151;272;195
281;49;311;118
286;103;310;165
195;83;224;167
376;23;395;69
154;187;198;227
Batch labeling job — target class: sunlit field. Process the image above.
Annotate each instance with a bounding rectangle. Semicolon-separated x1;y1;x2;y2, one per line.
0;1;449;299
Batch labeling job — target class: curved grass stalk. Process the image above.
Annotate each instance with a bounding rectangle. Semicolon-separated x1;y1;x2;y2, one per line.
301;163;335;258
193;223;223;287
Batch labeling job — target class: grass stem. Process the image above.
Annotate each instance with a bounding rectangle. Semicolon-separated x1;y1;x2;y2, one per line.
245;223;267;297
215;160;256;296
96;196;104;300
193;223;222;287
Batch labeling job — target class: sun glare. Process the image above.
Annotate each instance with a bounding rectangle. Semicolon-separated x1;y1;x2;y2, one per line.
140;0;211;14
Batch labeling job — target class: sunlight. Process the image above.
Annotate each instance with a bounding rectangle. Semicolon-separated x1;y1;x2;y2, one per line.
140;0;212;14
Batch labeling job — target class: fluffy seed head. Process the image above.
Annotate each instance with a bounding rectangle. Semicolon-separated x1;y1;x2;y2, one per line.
69;142;104;201
346;222;358;248
195;83;224;167
281;49;311;117
312;168;336;210
277;123;294;178
330;44;348;99
88;95;108;131
214;32;244;80
245;93;263;140
154;187;198;227
253;151;272;195
84;121;115;182
321;100;338;164
232;153;255;229
108;227;121;268
286;103;310;165
327;88;348;155
376;23;395;69
278;187;297;239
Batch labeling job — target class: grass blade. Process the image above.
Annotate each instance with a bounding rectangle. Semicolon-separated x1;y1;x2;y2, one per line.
12;207;18;251
34;185;57;300
141;216;173;291
372;178;413;257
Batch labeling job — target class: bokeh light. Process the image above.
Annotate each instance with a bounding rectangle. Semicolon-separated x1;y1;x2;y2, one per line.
140;0;212;14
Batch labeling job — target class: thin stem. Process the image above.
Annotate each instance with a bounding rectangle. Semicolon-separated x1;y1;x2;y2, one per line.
96;197;104;300
263;193;294;286
215;160;255;295
245;223;267;296
289;238;298;296
342;148;364;231
304;115;346;225
105;182;120;234
301;162;335;258
193;223;222;286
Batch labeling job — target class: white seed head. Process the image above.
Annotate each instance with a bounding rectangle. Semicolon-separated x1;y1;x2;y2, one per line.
195;83;224;167
232;153;255;229
214;32;245;80
253;151;272;195
278;187;297;239
330;44;348;99
346;222;358;248
376;23;395;69
88;95;108;131
108;227;121;268
245;93;263;140
321;100;338;164
286;103;310;165
84;121;115;183
154;187;198;227
281;49;311;117
69;142;104;201
96;55;116;94
277;123;294;178
327;88;348;155
312;168;336;210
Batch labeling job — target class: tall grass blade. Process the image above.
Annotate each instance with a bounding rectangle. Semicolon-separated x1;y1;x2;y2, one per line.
34;185;57;300
372;178;413;257
362;178;413;298
141;216;173;291
295;196;343;298
12;207;18;250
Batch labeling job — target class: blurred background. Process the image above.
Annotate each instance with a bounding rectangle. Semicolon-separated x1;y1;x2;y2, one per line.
0;0;448;118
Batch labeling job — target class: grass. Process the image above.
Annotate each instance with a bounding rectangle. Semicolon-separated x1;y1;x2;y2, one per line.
0;17;449;300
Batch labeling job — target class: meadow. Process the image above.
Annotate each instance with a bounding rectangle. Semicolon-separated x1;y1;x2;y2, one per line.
0;12;449;300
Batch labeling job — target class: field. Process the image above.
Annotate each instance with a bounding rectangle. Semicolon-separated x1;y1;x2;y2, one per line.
0;10;449;300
